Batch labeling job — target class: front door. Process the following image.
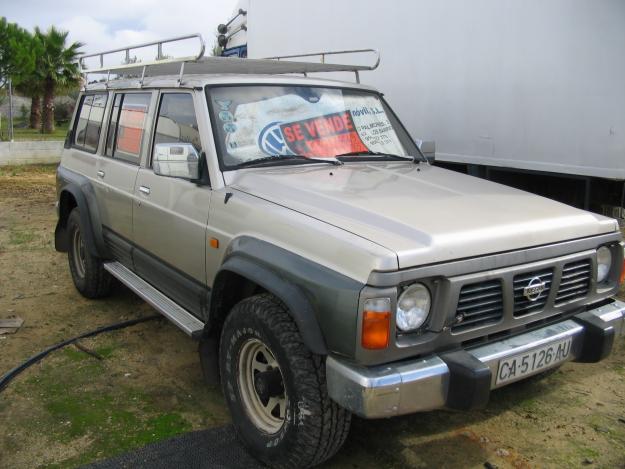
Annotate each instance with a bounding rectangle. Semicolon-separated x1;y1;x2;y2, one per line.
132;91;211;318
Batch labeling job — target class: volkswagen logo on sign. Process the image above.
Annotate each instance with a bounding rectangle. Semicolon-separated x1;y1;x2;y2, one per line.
258;121;294;156
523;277;546;301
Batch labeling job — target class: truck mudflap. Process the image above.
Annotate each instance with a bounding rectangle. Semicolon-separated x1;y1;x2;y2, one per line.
326;299;625;419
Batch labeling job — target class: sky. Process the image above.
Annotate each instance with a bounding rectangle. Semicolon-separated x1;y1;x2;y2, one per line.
2;0;239;61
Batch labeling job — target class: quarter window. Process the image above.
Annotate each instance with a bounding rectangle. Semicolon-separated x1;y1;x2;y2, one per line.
73;93;108;153
153;93;201;159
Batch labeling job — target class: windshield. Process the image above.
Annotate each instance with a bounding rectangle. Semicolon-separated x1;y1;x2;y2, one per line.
206;85;421;169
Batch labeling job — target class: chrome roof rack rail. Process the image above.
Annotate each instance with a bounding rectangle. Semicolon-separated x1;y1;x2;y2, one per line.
263;49;380;83
78;35;380;89
78;33;206;89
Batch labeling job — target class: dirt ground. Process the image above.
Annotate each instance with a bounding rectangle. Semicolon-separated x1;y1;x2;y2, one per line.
1;164;624;469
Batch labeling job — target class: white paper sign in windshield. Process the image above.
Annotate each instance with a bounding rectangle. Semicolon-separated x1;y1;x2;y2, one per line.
219;91;406;164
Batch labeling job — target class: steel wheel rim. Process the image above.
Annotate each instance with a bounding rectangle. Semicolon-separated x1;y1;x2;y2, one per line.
72;227;86;278
238;338;287;434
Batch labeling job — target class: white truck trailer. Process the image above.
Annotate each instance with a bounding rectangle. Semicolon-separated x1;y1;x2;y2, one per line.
216;0;625;217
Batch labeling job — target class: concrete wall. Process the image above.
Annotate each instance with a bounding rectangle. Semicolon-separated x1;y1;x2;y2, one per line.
0;141;63;166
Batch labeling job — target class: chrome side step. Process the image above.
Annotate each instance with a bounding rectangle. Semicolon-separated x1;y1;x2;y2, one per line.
103;261;204;338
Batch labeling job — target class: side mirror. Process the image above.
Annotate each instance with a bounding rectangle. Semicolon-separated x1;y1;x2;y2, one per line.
153;143;202;181
416;140;436;164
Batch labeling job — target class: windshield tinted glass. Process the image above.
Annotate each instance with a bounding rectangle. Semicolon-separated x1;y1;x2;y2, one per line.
207;85;419;169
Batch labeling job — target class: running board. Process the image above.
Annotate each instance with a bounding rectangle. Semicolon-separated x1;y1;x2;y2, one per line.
103;261;205;338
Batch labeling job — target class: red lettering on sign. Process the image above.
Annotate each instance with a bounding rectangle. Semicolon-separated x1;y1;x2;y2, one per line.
304;121;317;138
283;127;295;142
279;111;368;157
342;112;353;131
293;124;304;141
332;116;344;132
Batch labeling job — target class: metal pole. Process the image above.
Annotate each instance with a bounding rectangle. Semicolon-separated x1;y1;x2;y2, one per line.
8;78;14;142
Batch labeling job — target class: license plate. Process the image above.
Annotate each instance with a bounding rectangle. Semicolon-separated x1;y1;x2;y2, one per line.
495;338;572;385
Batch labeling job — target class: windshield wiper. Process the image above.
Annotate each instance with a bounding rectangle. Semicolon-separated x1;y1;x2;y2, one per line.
236;154;343;168
335;150;420;163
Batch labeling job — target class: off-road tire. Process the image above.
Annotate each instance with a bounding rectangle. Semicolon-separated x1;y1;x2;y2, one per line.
219;293;351;468
67;208;112;299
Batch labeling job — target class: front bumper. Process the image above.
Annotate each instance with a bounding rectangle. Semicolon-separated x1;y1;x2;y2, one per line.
326;299;625;418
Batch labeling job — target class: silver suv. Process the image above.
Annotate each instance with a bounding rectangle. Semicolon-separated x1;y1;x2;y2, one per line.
55;36;625;467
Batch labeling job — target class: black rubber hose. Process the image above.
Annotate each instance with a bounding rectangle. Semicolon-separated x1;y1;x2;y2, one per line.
0;314;160;393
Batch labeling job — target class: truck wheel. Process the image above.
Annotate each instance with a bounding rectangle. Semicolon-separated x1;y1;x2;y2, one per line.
67;208;112;299
219;293;351;468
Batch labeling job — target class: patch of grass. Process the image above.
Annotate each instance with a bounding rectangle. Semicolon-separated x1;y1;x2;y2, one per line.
11;342;198;469
63;344;118;362
571;444;601;463
8;122;69;142
9;228;37;245
0;163;58;177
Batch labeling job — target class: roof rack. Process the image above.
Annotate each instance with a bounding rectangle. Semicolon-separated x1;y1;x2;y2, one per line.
264;49;380;84
78;34;380;89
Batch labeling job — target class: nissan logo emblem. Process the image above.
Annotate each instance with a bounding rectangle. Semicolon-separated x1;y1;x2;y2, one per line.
523;277;546;301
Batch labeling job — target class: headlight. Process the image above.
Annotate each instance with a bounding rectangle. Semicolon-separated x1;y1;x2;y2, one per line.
596;246;612;283
396;283;431;332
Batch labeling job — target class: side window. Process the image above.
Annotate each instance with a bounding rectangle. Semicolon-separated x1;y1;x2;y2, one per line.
104;92;151;164
105;94;123;156
85;94;107;151
72;94;107;153
153;93;201;162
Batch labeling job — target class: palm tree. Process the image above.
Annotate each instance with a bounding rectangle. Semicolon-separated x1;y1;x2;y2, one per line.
16;77;42;129
15;32;43;129
35;27;82;133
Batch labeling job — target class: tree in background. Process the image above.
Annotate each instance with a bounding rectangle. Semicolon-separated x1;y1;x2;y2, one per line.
34;26;82;133
0;17;35;90
14;32;43;129
16;75;42;129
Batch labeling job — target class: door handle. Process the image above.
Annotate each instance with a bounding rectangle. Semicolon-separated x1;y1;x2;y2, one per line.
97;170;105;178
139;186;151;195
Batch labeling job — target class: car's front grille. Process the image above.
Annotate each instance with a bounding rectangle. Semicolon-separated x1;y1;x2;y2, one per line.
451;257;593;334
555;260;591;305
453;279;504;332
513;268;553;317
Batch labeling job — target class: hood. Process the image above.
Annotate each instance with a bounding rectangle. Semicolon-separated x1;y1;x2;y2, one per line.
227;162;617;269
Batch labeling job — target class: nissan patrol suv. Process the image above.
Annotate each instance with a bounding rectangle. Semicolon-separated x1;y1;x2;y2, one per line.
55;37;625;468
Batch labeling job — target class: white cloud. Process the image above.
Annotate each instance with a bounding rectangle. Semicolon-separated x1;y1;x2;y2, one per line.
4;0;239;56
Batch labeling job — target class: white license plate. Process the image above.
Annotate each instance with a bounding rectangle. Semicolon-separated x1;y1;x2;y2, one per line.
495;338;572;385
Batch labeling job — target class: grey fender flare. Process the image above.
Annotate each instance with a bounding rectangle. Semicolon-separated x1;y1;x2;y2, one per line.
56;167;108;258
216;256;328;355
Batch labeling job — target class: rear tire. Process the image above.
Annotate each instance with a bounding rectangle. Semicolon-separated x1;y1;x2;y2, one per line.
67;208;112;299
219;293;351;468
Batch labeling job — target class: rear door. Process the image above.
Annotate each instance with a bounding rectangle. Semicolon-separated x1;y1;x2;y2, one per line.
132;90;211;318
95;91;154;265
63;93;108;182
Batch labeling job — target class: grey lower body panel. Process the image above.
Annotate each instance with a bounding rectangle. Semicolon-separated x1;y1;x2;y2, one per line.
326;299;625;418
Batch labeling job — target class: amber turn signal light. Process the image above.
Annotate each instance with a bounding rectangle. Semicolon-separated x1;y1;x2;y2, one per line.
362;311;390;349
620;259;625;285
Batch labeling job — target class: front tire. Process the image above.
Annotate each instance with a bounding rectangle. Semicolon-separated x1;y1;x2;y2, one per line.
67;208;112;299
219;293;351;468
